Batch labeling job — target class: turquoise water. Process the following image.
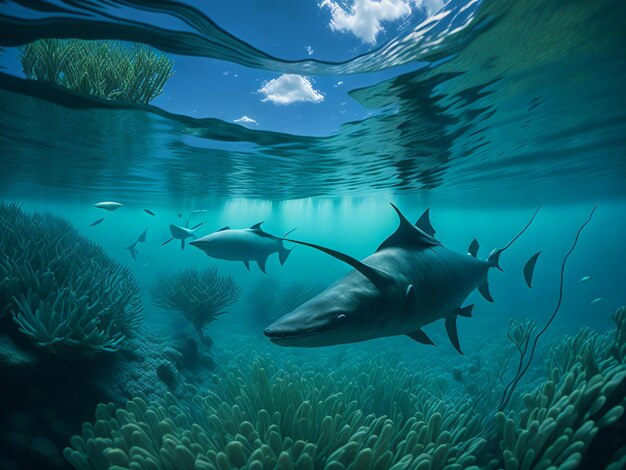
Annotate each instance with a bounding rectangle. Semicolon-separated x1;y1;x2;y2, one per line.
1;0;625;469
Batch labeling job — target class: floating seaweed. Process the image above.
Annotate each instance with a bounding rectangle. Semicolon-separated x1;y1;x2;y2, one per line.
19;38;174;104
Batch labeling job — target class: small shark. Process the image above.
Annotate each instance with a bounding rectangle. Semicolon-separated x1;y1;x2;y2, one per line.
189;223;295;273
125;229;148;261
264;204;539;353
94;201;123;211
162;216;206;250
591;297;604;305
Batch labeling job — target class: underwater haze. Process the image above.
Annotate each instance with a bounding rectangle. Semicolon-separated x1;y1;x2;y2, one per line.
1;0;625;469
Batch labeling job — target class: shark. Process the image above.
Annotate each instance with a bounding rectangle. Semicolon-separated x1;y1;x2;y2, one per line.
162;215;206;251
264;204;539;353
125;229;148;261
189;222;295;273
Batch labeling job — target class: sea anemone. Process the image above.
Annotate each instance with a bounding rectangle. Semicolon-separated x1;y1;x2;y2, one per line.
0;203;143;355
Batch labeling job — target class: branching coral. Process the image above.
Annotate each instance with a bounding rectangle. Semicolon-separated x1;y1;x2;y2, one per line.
0;203;142;355
150;267;240;343
64;355;487;469
494;306;626;469
20;39;174;104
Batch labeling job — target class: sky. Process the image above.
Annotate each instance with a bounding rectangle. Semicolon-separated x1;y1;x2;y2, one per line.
0;0;444;136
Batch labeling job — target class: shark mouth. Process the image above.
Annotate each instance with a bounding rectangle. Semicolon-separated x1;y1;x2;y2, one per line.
263;326;319;344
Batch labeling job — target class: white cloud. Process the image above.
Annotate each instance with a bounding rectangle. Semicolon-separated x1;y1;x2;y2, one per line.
320;0;444;44
258;74;324;105
234;115;258;125
306;46;314;55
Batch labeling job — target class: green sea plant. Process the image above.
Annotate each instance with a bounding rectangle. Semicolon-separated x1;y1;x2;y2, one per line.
0;203;142;355
150;267;240;344
64;355;487;469
494;309;626;469
20;38;174;104
499;206;598;410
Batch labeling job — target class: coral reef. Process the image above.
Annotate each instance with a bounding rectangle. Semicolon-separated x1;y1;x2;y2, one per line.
20;39;174;104
150;267;240;344
63;307;626;470
0;203;142;356
64;355;486;469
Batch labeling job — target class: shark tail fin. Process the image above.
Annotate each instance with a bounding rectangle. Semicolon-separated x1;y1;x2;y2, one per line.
279;245;294;266
487;207;541;271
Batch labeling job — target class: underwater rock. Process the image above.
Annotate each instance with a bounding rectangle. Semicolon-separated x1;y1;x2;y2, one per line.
156;362;177;388
199;352;216;371
180;337;198;360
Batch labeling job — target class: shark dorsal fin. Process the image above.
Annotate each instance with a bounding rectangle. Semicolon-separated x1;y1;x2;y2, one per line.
468;238;479;257
283;237;395;292
250;222;264;231
377;203;440;252
415;209;436;237
216;226;230;232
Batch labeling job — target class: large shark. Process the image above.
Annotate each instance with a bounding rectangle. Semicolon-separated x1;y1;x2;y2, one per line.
264;204;539;353
189;222;295;273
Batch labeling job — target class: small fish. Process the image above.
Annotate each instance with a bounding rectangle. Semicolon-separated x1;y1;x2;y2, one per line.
125;229;148;261
94;201;123;211
580;276;593;283
177;213;182;218
191;209;207;214
590;297;604;305
144;209;156;216
90;218;105;227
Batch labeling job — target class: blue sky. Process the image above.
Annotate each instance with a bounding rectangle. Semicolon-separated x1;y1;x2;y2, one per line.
1;0;443;136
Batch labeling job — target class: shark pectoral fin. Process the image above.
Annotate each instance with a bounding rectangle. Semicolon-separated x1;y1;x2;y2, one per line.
407;329;436;346
137;229;148;243
445;315;463;354
415;209;436;237
456;304;474;318
130;249;137;261
279;245;293;266
257;257;267;274
478;279;494;302
243;260;250;271
468;238;479;257
161;237;174;246
523;252;541;288
282;237;395;293
181;239;185;251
